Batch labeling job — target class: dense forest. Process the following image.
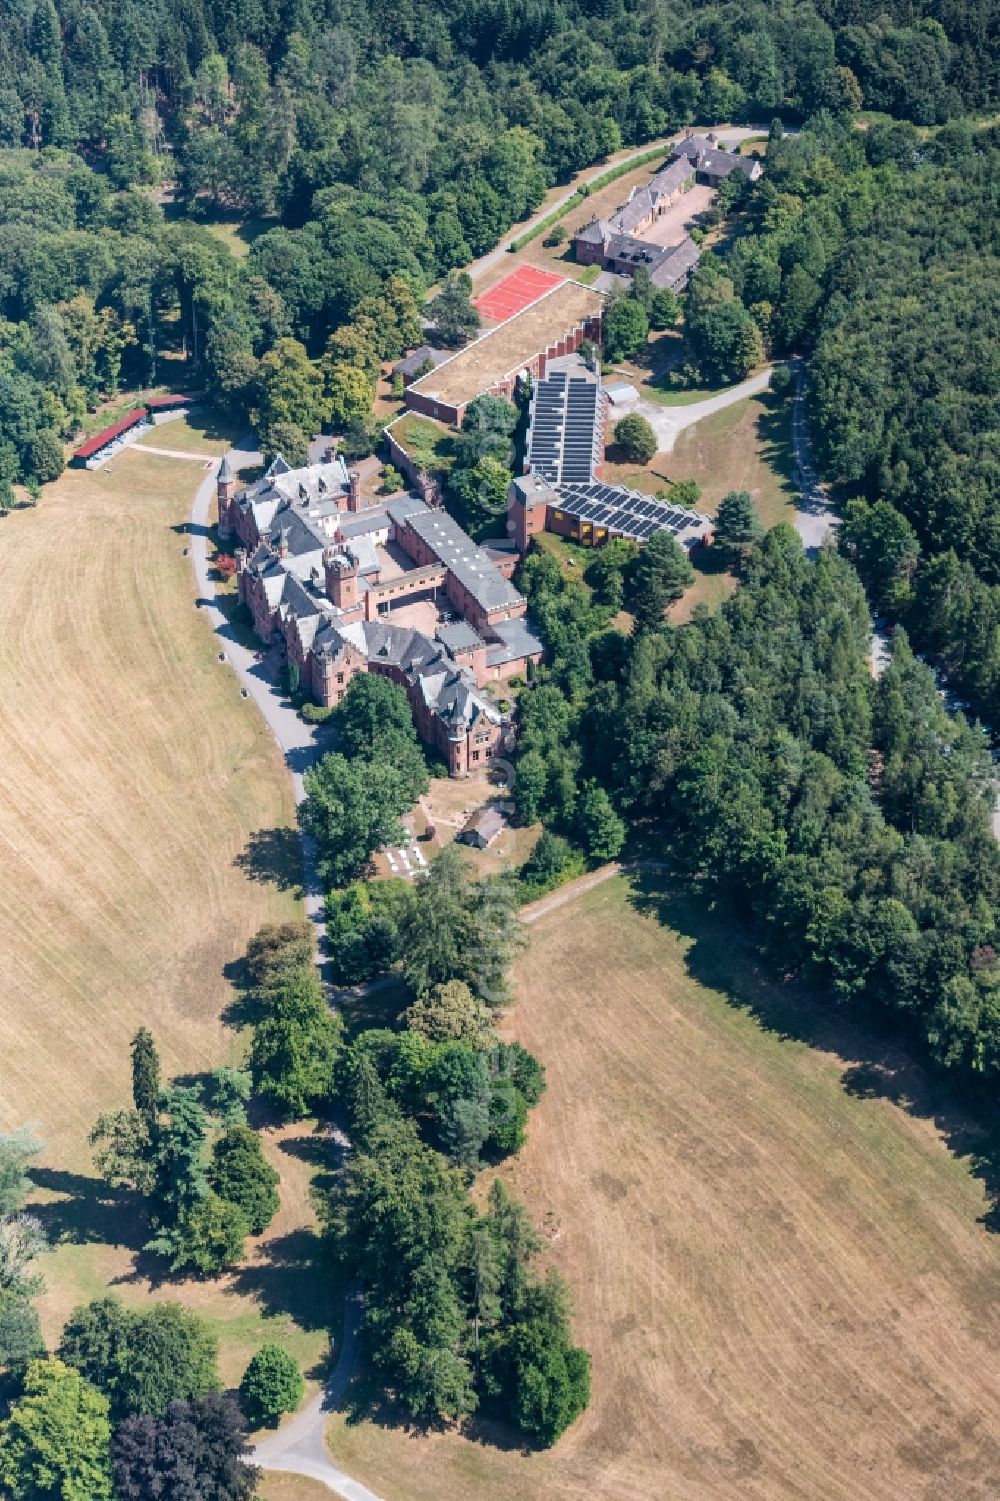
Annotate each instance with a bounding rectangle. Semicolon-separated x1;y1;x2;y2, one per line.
513;519;1000;1085
0;0;997;497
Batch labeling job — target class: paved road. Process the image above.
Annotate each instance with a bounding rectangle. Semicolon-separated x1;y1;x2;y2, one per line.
788;357;838;557
252;1291;384;1500
614;366;774;455
467;124;770;285
188;443;331;934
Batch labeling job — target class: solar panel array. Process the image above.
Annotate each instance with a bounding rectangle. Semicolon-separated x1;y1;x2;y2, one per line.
527;369;603;487
554;482;712;544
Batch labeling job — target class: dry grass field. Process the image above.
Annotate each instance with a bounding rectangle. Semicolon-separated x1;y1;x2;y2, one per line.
0;447;333;1377
326;875;1000;1501
260;1475;335;1501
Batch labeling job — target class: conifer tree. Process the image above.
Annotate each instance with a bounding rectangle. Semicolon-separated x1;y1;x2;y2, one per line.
130;1028;161;1123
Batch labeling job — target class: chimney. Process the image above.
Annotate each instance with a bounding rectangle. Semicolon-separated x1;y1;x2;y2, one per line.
347;469;361;512
277;527;290;558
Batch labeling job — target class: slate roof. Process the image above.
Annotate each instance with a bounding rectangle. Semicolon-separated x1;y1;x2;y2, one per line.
485;617;545;667
611;157;693;235
436;621;485;653
669;134;760;180
576;218;611;244
317;619;504;733
393;345;449;378
404;509;525;614
649;235;701;290
460;807;506;844
695;146;760;180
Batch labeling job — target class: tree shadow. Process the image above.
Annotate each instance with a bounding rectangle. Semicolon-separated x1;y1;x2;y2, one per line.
28;1167;147;1252
338;1357;539;1453
234;827;305;896
625;867;1000;1232
228;1228;341;1335
755;392;799;500
689;542;732;581
335;974;413;1040
276;1130;342;1197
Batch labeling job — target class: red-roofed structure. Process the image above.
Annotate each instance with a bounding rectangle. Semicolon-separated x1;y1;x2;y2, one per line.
473;265;564;323
145;393;194;412
72;409;148;464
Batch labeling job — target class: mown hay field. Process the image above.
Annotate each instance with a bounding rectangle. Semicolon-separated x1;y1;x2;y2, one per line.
327;875;1000;1501
0;447;331;1379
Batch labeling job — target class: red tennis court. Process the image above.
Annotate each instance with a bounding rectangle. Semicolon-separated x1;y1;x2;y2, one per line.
474;265;565;323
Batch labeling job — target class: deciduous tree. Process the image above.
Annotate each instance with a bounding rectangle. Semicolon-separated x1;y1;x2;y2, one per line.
239;1345;304;1428
0;1357;113;1501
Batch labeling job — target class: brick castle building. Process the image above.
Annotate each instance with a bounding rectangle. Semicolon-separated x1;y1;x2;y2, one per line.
218;455;542;777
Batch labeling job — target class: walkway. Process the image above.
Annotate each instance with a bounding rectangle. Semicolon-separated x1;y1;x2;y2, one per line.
619;366;774;454
139;444;215;464
187;441;330;936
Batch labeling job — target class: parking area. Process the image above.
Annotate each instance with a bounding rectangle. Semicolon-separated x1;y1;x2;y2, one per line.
636;183;716;247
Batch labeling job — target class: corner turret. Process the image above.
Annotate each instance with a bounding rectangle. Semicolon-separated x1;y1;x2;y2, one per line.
217;454;235;539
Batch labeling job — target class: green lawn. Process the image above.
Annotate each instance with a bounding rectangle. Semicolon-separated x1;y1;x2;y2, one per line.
389;413;458;474
136;408;245;455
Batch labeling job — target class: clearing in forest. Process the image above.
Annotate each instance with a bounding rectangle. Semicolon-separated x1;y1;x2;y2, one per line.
326;874;1000;1501
0;444;330;1381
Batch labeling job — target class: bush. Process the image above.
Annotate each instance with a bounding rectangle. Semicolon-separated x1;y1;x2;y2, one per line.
379;463;403;495
300;701;335;724
519;831;580;895
769;362;793;396
613;412;657;465
239;1345;304;1428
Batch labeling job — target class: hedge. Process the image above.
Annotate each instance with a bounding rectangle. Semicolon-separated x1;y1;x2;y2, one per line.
507;145;671;253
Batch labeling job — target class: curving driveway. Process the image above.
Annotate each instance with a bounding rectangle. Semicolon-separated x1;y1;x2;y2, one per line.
188;442;331;935
188;449;383;1499
251;1290;383;1501
612;365;775;454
